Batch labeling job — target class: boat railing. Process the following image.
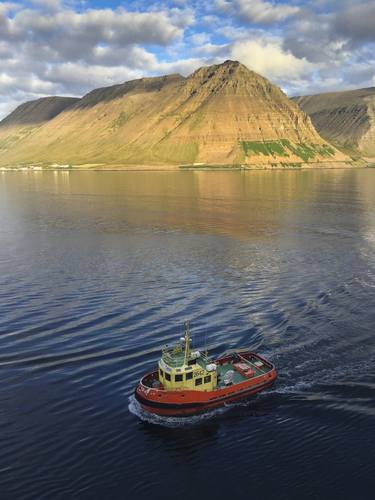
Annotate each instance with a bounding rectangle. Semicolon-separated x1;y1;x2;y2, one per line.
161;345;211;367
162;345;182;355
196;352;210;364
161;345;184;367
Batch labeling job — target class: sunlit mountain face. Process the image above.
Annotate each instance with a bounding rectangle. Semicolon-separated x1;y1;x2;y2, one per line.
0;61;349;168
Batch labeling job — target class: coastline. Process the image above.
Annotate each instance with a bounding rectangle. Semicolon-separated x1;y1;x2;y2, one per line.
0;160;372;172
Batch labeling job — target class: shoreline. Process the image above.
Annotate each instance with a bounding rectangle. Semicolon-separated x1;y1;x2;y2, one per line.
0;160;373;172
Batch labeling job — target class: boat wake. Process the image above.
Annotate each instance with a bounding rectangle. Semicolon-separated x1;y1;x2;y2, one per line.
265;380;313;395
128;390;279;427
128;395;229;427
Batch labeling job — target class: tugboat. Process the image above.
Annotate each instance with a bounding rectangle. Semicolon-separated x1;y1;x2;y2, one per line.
135;321;277;416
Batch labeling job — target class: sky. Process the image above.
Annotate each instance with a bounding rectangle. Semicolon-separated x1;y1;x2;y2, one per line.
1;0;375;118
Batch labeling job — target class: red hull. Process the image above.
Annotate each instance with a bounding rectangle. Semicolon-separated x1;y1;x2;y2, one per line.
135;351;277;417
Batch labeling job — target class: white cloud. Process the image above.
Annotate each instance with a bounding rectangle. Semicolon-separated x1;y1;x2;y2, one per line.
191;42;228;57
1;0;375;121
168;6;195;28
0;2;19;14
230;37;316;82
0;72;14;86
190;32;211;46
0;3;193;119
91;45;157;69
238;0;300;23
333;2;375;43
217;0;300;24
44;62;143;89
13;7;184;49
0;71;55;93
152;58;207;77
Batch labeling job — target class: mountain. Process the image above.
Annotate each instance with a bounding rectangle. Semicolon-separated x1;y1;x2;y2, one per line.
294;88;375;158
0;96;79;162
0;96;79;126
0;61;348;167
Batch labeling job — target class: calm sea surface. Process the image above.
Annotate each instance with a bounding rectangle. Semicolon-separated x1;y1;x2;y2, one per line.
0;169;374;499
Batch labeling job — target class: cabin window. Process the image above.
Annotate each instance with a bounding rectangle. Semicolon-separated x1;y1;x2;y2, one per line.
195;378;202;386
159;369;164;378
188;359;196;366
204;375;211;384
175;374;183;382
186;372;193;380
165;372;171;381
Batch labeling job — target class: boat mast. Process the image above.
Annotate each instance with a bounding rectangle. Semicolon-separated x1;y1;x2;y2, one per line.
184;320;191;365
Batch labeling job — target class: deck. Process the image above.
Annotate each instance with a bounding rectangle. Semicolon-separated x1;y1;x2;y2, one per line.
196;353;270;388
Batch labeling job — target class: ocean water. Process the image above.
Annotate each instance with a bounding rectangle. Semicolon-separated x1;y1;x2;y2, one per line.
0;169;374;500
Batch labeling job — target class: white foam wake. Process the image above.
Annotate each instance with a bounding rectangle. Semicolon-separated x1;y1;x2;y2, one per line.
128;395;229;427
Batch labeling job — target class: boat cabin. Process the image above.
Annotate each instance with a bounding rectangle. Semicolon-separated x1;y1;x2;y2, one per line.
158;322;217;391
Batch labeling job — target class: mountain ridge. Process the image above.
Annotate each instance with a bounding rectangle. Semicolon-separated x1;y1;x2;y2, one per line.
0;96;79;127
0;60;349;167
294;87;375;158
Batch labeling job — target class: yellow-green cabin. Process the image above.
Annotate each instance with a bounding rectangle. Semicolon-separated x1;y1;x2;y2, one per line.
158;321;217;391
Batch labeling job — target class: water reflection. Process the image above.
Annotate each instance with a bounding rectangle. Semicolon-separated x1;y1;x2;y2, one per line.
0;169;375;500
1;169;372;241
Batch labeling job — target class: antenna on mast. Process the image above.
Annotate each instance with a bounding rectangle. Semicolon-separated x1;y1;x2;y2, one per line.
183;320;191;365
204;328;208;357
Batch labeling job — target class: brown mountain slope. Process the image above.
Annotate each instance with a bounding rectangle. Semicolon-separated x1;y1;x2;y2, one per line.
0;96;79;159
0;96;79;126
0;61;348;167
294;88;375;157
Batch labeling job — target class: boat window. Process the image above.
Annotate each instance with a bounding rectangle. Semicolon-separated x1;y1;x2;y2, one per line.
204;375;211;384
175;374;183;382
195;377;202;386
165;372;171;381
186;371;193;380
188;359;196;366
159;369;164;378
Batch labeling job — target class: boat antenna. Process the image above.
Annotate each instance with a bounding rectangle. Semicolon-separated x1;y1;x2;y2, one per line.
184;320;191;365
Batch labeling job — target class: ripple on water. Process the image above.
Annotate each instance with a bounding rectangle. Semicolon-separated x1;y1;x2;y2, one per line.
0;170;375;500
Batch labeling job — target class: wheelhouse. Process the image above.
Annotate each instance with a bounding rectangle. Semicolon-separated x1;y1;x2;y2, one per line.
158;321;217;391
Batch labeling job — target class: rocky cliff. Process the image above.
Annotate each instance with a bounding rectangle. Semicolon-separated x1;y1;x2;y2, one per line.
294;88;375;158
